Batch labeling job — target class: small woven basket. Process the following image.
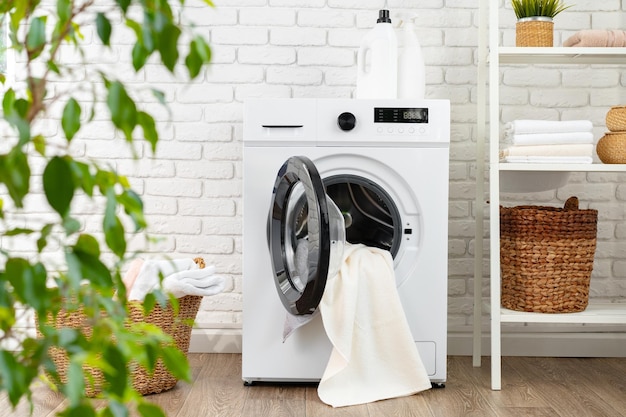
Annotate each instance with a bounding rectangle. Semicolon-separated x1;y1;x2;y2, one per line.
596;132;626;164
38;258;205;397
500;197;597;313
606;105;626;132
516;18;554;47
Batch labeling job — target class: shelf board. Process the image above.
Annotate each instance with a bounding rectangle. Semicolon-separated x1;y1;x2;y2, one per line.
497;47;626;64
497;163;626;172
500;303;626;324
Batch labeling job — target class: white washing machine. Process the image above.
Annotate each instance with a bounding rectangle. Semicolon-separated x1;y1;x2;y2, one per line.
242;98;449;386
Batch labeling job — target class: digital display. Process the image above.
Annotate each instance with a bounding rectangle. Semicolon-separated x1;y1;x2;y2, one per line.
374;107;428;124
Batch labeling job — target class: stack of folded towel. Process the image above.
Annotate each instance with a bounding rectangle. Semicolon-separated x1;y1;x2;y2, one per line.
564;30;626;47
500;119;594;164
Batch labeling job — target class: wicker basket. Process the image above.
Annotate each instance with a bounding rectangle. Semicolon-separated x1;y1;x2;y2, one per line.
38;258;205;397
516;17;554;47
596;132;626;164
606;105;626;132
500;197;597;313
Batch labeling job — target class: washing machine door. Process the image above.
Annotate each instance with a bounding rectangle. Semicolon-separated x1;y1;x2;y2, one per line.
268;156;345;315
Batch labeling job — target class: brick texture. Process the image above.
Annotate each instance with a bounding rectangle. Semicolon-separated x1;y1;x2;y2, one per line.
4;1;626;341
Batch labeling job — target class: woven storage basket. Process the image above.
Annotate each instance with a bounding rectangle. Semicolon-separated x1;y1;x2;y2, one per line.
596;132;626;164
606;105;626;132
38;258;204;397
500;197;597;313
516;18;554;47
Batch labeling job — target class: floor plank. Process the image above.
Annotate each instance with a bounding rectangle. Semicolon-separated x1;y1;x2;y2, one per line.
6;355;626;416
507;357;625;417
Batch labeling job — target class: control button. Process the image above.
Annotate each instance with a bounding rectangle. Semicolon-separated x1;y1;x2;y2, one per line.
398;127;404;133
377;127;383;133
419;127;426;134
337;112;356;131
387;127;394;133
409;127;415;133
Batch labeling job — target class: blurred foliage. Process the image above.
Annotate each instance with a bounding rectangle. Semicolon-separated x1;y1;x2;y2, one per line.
0;0;212;415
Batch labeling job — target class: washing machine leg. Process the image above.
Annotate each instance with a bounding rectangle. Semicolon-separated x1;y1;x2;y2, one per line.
431;382;446;389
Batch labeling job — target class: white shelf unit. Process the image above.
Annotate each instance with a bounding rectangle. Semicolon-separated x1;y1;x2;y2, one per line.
474;0;626;390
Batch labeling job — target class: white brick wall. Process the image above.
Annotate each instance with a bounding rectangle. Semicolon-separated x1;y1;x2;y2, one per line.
5;1;626;350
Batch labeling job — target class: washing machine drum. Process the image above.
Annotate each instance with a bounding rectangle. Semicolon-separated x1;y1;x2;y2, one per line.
268;156;345;315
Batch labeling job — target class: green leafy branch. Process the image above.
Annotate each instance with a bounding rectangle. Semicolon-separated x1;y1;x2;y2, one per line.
0;0;213;415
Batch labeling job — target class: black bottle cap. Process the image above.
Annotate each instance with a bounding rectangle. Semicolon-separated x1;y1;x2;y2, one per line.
377;9;391;23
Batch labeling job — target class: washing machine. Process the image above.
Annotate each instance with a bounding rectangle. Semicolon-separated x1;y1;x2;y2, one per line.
242;98;449;386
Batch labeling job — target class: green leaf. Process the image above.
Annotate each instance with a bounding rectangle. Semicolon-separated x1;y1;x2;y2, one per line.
6;259;48;313
106;81;138;142
137;111;158;153
106;400;129;417
96;13;112;46
69;160;95;197
57;0;71;21
62;216;81;235
75;234;101;258
185;37;211;79
43;156;74;218
37;224;54;252
118;188;146;230
65;360;85;406
32;134;46;155
0;350;34;407
0;150;31;208
137;403;166;417
160;346;190;382
58;403;97;417
26;16;47;59
158;24;181;72
131;43;149;71
62;98;82;141
103;346;128;397
104;190;126;257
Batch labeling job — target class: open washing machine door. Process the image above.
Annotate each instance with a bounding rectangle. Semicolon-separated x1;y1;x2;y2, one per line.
268;156;346;315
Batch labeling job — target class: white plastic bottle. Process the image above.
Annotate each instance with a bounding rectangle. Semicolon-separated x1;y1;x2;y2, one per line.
397;16;426;99
356;10;398;99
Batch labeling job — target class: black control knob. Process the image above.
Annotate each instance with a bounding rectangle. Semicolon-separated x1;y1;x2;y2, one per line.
337;112;356;131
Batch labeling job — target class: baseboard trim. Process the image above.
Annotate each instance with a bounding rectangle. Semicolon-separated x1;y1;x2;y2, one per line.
191;328;626;357
189;328;242;353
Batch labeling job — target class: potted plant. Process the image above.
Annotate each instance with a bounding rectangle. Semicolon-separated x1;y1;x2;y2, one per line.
511;0;572;47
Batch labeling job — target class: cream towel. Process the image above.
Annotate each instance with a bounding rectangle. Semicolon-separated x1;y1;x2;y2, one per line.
318;244;431;407
500;144;593;158
506;132;594;146
505;120;593;135
563;30;626;47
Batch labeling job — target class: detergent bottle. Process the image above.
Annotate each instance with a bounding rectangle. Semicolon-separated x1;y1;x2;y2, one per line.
397;15;426;99
356;9;398;99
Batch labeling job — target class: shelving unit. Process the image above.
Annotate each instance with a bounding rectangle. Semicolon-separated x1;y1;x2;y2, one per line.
474;0;626;390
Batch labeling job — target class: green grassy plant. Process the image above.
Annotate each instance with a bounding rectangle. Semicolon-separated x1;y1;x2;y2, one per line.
511;0;572;19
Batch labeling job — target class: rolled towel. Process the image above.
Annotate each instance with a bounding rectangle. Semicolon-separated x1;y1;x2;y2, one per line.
563;29;626;47
505;120;593;135
500;144;594;158
506;131;594;146
162;268;225;298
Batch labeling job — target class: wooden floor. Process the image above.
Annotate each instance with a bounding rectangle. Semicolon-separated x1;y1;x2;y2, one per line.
3;354;626;416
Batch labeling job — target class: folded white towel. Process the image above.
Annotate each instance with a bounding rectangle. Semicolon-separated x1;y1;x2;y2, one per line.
501;144;593;158
502;156;593;164
318;244;431;407
162;268;225;298
128;258;224;301
505;120;593;135
506;132;594;146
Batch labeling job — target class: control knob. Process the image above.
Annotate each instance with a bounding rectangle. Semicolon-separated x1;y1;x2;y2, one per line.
337;112;356;131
